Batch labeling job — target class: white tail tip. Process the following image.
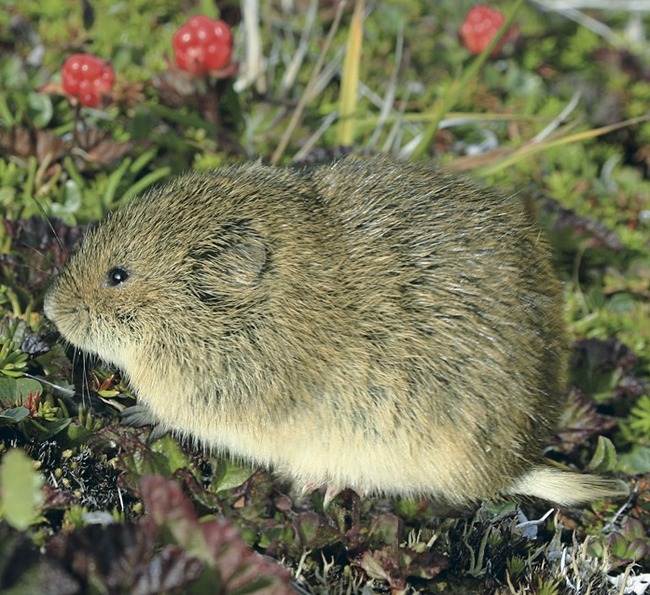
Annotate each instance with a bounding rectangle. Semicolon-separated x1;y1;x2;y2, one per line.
508;466;629;506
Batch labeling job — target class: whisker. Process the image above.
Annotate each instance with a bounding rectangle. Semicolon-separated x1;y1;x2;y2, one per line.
32;196;68;257
23;372;75;397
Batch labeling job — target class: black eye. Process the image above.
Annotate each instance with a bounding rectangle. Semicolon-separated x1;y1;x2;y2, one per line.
106;267;130;287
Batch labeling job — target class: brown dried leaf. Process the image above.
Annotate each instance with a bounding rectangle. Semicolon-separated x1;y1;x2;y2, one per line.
357;545;449;590
73;128;134;165
0;124;132;168
111;80;147;112
0;126;66;163
153;67;202;108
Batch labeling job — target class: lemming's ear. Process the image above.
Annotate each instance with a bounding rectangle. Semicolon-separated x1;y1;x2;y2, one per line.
189;220;269;303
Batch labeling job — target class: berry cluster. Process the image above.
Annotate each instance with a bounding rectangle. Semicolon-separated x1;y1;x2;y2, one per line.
459;5;515;55
172;15;233;76
61;54;115;108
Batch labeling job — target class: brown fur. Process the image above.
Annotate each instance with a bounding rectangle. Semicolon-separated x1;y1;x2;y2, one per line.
44;156;626;506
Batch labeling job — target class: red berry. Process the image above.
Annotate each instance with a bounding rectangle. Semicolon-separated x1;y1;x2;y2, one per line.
172;15;233;76
62;54;115;107
459;5;515;55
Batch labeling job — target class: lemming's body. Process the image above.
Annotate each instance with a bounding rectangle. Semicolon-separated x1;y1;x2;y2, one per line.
44;156;626;506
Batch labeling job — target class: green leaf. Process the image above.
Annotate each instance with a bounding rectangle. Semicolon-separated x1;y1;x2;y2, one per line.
617;447;650;475
54;180;83;217
621;518;646;542
211;459;255;493
150;434;195;476
0;406;30;425
586;436;618;473
608;532;628;558
368;513;401;547
27;92;53;128
0;377;42;408
0;449;44;531
296;511;321;545
626;539;649;561
32;417;72;441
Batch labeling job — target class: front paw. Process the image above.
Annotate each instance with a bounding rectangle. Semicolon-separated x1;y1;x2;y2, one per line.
121;404;157;427
121;404;169;443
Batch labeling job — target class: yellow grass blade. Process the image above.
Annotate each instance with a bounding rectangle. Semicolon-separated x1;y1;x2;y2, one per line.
337;0;365;146
475;115;650;177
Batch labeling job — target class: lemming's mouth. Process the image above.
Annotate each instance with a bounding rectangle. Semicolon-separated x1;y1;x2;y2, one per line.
43;298;92;350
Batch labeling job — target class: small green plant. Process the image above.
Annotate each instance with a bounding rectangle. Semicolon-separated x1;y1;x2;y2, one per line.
588;517;650;570
0;339;28;379
506;555;526;580
622;395;650;445
0;448;45;531
0;376;72;440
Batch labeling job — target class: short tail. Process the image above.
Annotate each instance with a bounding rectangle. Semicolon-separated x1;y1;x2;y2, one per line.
507;466;629;506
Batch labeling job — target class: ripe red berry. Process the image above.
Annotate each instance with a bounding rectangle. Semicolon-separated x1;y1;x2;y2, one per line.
459;5;515;55
61;54;115;107
172;15;233;76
